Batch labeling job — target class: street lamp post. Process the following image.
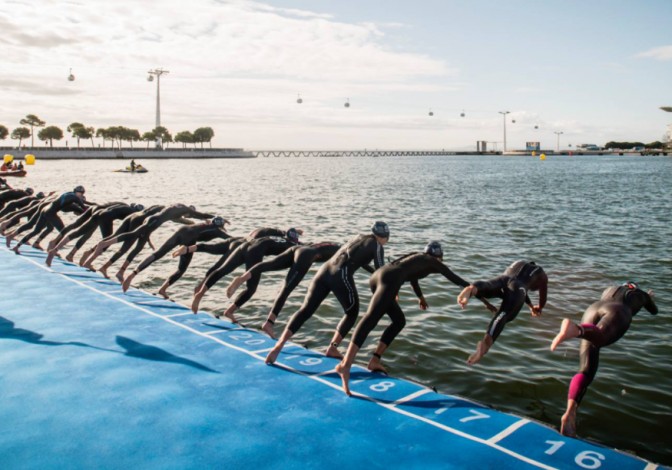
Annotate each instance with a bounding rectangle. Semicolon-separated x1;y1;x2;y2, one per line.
147;68;169;148
662;107;672;150
554;131;564;152
499;111;510;152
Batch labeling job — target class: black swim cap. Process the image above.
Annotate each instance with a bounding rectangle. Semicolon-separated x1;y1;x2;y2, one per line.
424;241;443;258
73;185;85;194
25;187;34;195
212;216;226;228
36;192;45;198
371;221;390;238
286;228;300;242
131;203;144;211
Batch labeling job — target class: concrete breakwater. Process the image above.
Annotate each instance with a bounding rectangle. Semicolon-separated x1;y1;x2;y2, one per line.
0;147;256;159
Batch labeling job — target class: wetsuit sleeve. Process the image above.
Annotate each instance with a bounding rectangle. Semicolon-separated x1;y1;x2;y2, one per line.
644;292;658;315
410;279;424;299
374;243;385;270
188;208;214;220
537;274;548;309
361;264;375;274
439;263;470;288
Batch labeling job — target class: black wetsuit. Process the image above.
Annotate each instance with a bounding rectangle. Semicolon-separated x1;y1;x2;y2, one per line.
197;228;288;279
204;235;300;308
133;223;229;285
112;204;212;264
14;192;87;247
568;285;658;403
0;194;41;219
0;189;32;210
240;242;341;317
59;203;140;250
472;260;548;341
285;234;385;337
97;205;165;265
351;253;470;348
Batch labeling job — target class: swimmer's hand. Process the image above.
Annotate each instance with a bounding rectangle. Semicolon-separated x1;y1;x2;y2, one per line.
457;285;474;309
530;305;542;317
648;289;654;298
419;297;428;310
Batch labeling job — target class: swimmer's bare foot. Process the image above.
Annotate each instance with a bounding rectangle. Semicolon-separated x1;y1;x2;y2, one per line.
367;357;388;374
5;234;14;247
325;344;343;360
12;246;21;255
227;273;250;298
262;320;276;339
560;409;577;437
191;290;205;313
265;346;281;365
158;287;170;300
121;273;135;293
335;362;352;396
115;270;125;283
551;319;580;351
31;242;42;250
223;310;238;324
45;250;56;267
65;253;75;263
467;339;490;365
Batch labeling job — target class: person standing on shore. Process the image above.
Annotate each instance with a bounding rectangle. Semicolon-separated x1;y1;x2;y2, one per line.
550;282;658;437
457;260;547;365
226;241;341;338
335;241;497;395
265;221;389;364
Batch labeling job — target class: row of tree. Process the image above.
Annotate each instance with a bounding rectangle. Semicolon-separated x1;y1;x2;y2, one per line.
603;141;667;150
0;114;215;149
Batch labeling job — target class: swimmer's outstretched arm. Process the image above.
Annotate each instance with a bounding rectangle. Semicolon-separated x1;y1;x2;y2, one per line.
410;280;428;310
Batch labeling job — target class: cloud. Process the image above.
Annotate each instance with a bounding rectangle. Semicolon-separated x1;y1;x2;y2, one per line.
636;45;672;61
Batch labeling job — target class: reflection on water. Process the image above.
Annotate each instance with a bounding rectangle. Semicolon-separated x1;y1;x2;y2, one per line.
22;155;672;465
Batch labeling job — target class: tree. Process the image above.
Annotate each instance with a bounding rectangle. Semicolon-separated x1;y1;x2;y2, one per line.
96;128;111;148
193;127;215;149
141;131;155;149
37;126;64;147
152;126;172;149
11;127;31;147
19;114;46;147
174;131;195;149
68;122;84;148
0;125;8;141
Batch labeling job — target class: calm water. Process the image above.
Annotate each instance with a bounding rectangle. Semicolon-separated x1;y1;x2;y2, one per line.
18;154;672;465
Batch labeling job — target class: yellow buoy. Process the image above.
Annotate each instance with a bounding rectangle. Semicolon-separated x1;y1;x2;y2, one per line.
540;153;546;160
3;154;14;163
25;154;36;165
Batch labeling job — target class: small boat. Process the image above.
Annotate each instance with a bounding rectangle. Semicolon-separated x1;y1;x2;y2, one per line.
114;164;148;173
0;169;27;177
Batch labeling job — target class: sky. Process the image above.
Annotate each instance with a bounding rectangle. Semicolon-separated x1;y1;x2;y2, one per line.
1;0;671;151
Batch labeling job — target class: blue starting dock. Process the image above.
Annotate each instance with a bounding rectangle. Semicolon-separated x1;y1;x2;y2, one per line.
0;239;663;469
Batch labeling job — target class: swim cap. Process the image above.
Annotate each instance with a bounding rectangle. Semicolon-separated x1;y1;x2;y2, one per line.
73;185;85;194
25;187;34;195
36;192;45;199
371;221;390;238
131;203;144;211
286;228;300;243
212;216;226;228
624;281;639;290
189;205;196;211
424;241;443;258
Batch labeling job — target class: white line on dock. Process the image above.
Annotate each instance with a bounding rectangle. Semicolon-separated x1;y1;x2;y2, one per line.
486;419;530;444
392;389;433;406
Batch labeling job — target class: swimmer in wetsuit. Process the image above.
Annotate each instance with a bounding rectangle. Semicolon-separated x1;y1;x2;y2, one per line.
457;260;548;365
265;221;390;365
191;228;303;322
88;203;213;281
0;187;34;210
8;186;88;254
0;191;45;219
335;242;496;395
226;241;341;338
550;282;658;437
45;203;145;267
121;216;230;296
